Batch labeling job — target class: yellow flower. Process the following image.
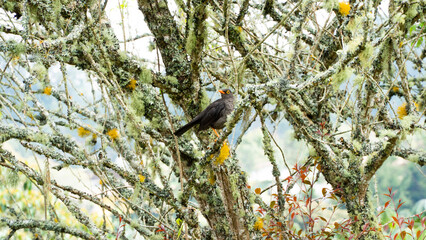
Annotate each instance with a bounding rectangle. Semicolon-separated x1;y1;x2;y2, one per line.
43;86;52;95
339;2;351;16
12;56;20;66
138;174;146;183
99;180;103;185
28;113;35;121
397;102;420;119
126;78;137;90
77;127;91;137
107;128;120;141
214;141;230;165
253;217;264;231
391;86;399;93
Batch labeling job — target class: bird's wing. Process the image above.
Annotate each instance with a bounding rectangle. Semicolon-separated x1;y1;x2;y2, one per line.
197;100;225;131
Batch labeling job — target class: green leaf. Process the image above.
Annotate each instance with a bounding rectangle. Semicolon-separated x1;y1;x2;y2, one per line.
416;37;423;48
409;25;416;35
176;219;184;240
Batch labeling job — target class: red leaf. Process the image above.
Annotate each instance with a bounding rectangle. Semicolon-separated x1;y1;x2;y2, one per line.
400;231;406;240
392;216;398;224
397;201;405;210
322;188;327;197
384;201;390;208
408;219;414;230
388;187;392;194
334;222;340;229
303;179;311;185
319;216;327;222
394;233;399;240
291;212;295;219
421;217;425;228
417;230;421;239
306;197;311;206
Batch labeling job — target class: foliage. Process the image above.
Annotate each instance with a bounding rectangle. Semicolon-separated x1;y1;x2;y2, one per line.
0;0;424;239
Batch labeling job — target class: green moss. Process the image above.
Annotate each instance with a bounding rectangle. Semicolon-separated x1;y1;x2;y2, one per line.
31;133;50;145
392;12;405;24
199;89;209;109
32;63;47;80
354;75;364;87
379;129;397;139
347;36;363;53
324;0;338;11
352;140;361;152
407;154;420;163
380;40;392;74
229;24;245;43
52;0;62;16
406;3;419;20
359;43;373;68
185;30;196;55
400;115;416;130
130;92;145;117
308;146;318;157
118;51;128;62
4;2;15;11
10;41;26;57
346;16;362;34
165;76;178;85
289;104;302;116
185;13;196;55
139;68;152;84
331;67;353;90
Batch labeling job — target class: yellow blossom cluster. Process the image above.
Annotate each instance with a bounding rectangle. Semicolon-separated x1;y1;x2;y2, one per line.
43;86;52;95
214;141;230;165
253;217;264;231
139;174;146;183
107;128;120;141
397;102;420;119
339;2;351;16
126;78;137;90
77;127;91;137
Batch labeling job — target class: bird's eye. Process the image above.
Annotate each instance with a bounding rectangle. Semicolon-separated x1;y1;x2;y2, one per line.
226;90;230;94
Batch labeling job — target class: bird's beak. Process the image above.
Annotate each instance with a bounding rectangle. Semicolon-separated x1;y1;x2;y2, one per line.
218;90;225;94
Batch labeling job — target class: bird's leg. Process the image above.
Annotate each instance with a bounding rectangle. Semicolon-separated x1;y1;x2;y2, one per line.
211;128;220;138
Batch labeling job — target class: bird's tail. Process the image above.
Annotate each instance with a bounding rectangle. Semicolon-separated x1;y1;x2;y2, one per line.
174;121;196;137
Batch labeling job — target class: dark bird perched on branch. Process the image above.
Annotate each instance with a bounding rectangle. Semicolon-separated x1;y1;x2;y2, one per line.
174;89;234;137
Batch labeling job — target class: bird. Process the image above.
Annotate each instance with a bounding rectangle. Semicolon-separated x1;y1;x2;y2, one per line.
174;89;234;137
